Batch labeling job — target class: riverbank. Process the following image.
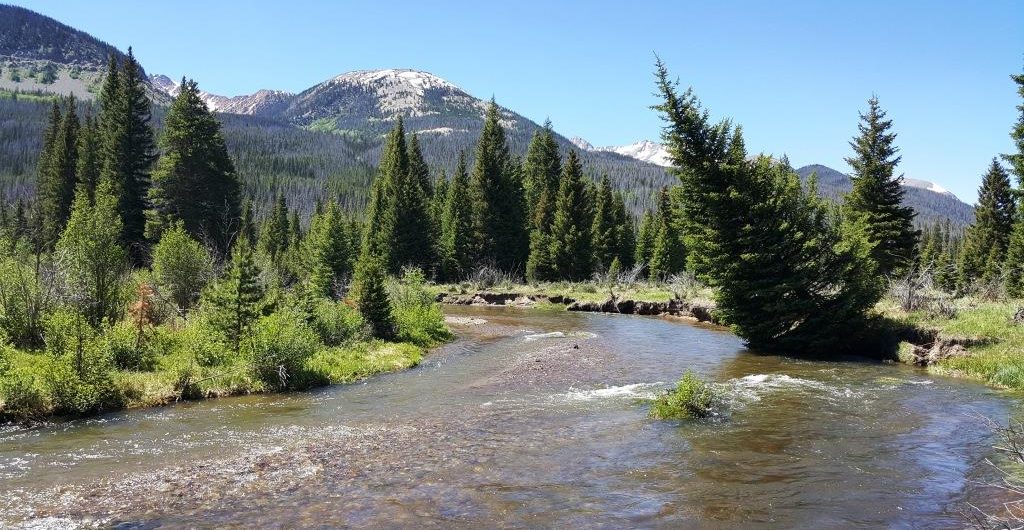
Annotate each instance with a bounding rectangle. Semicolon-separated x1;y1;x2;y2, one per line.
883;298;1024;389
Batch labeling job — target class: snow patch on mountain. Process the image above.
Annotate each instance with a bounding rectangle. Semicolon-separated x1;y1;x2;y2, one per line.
149;74;293;115
324;68;469;118
571;137;672;167
903;177;955;198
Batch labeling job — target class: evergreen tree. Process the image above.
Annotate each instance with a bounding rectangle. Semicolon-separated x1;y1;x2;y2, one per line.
75;115;101;200
146;78;241;253
439;152;474;280
289;210;302;245
260;193;290;261
648;187;685;280
469;100;528;271
362;118;434;272
655;59;880;353
612;191;636;270
959;159;1016;285
99;49;157;262
239;198;257;246
350;253;395;339
635;211;656;274
303;200;351;297
37;97;79;248
205;238;266;355
524;124;563;282
55;178;128;327
407;132;432;197
549;150;593;280
843;96;919;276
1005;67;1024;298
590;175;618;271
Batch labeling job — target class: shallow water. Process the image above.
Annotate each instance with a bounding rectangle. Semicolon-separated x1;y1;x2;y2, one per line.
0;307;1017;528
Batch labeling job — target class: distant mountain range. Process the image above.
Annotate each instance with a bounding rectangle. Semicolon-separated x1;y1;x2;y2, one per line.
0;4;975;227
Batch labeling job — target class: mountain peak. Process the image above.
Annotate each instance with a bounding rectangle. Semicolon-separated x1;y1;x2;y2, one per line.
571;137;672;167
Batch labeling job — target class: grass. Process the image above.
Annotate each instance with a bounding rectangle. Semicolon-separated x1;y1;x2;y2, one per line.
882;297;1024;389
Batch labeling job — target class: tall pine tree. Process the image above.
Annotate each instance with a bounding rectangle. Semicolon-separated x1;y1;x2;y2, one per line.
843;96;918;276
1004;67;1024;298
99;49;157;263
648;187;685;280
37;97;79;248
524;124;562;282
439;152;474;281
549;150;593;281
959;159;1016;285
590;174;618;272
469;100;528;272
147;78;241;253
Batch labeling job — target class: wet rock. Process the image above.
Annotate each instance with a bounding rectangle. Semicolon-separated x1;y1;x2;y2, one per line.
1013;306;1024;325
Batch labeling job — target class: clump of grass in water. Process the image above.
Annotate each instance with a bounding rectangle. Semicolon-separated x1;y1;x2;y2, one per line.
650;371;724;420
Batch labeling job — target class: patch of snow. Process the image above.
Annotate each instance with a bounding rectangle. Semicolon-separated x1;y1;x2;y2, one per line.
569;137;672;167
902;177;958;199
570;136;595;151
416;127;459;136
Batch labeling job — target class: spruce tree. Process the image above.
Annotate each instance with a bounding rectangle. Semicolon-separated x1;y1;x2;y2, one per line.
843;96;919;276
99;50;157;262
524;124;563;282
648;187;685;280
590;174;618;271
469;100;528;271
1004;67;1024;298
75;115;101;200
147;78;241;253
260;193;290;261
612;191;636;270
239;199;257;246
959;159;1016;285
655;59;880;353
350;253;395;339
549;150;593;280
407;132;432;197
37;97;79;248
151;222;213;314
206;238;266;355
303;200;351;297
635;211;656;275
439;152;474;280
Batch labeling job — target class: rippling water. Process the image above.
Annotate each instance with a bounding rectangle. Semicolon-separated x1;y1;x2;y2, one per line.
0;307;1017;528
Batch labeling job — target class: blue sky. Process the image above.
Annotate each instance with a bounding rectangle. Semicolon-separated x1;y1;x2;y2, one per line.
16;0;1024;201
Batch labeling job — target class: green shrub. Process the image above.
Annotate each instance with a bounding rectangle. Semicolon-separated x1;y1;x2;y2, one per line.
44;345;121;416
247;308;321;390
0;346;50;420
650;371;722;420
178;310;232;367
388;269;452;347
97;321;156;371
43;307;96;358
311;299;367;346
0;242;55;348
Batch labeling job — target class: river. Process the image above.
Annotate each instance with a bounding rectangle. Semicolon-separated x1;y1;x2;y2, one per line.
0;306;1017;529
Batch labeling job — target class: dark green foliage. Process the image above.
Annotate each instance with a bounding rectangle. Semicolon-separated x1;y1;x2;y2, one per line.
147;78;241;253
524;125;563;282
634;211;656;274
1006;68;1024;298
36;97;78;248
650;371;721;420
75;114;100;200
842;96;919;276
648;187;685;280
655;59;881;353
350;253;395;339
549;150;593;281
362;118;434;272
469;100;529;272
98;50;157;262
238;198;257;245
303;200;351;298
205;239;266;354
438;152;474;280
960;160;1016;285
259;193;290;261
612;191;636;270
590;175;618;272
248;307;320;390
407;132;432;197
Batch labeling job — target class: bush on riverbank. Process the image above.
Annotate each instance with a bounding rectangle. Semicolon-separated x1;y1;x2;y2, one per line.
650;371;724;420
0;269;449;422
